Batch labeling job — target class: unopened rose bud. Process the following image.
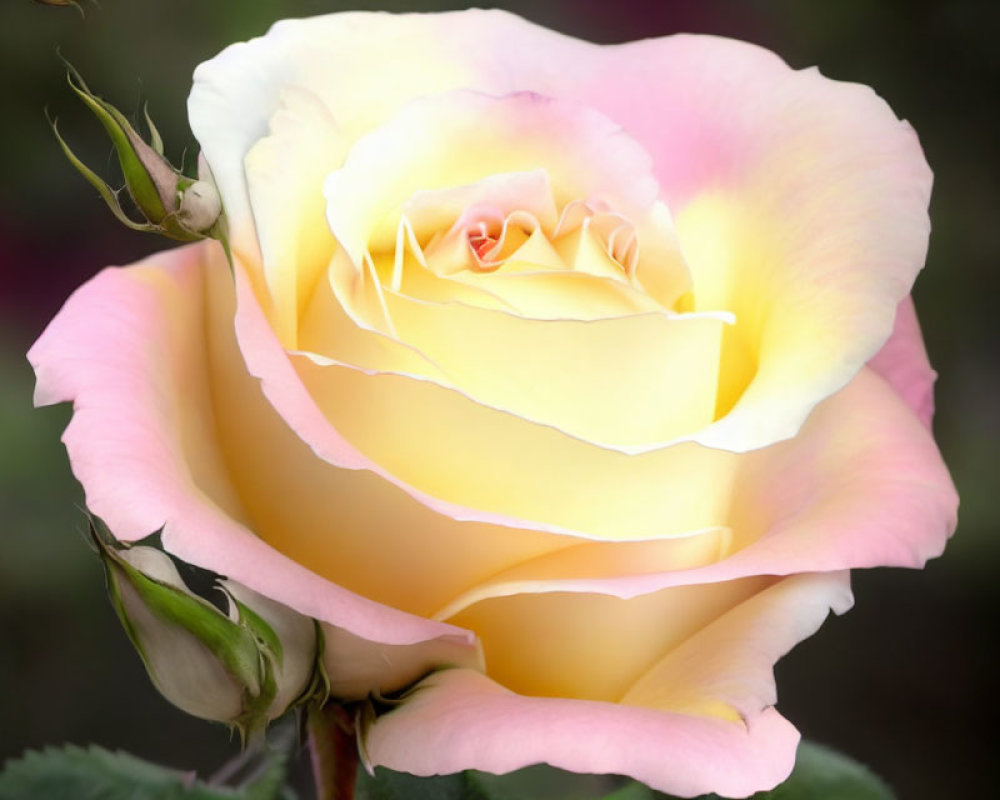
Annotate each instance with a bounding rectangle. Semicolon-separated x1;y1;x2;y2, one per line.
100;540;318;737
177;180;222;234
219;579;320;721
52;65;222;242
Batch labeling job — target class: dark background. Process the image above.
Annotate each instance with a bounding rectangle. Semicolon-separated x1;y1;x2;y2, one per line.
1;1;997;798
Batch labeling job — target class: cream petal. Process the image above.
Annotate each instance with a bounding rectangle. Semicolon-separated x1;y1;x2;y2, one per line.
322;90;681;287
448;269;662;320
425;367;956;614
188;11;491;274
446;577;771;703
229;252;599;542
290;352;738;539
297;268;449;382
374;293;727;447
621;572;853;719
243;86;343;346
431;529;731;622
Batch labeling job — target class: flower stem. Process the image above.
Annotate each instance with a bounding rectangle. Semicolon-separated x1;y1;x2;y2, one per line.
307;703;358;800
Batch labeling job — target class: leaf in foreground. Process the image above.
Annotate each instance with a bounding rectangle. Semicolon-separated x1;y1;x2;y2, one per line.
0;744;295;800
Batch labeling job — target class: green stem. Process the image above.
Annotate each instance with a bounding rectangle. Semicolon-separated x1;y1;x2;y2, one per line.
307;703;359;800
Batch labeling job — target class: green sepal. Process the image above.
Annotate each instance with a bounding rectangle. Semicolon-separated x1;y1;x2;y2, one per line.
300;621;331;709
103;547;264;700
49;115;161;234
231;595;285;667
64;63;174;225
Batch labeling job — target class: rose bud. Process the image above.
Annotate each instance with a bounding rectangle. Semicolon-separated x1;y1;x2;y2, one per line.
52;66;220;241
99;537;317;737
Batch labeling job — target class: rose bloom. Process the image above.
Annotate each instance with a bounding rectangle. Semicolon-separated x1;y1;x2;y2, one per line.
30;10;957;798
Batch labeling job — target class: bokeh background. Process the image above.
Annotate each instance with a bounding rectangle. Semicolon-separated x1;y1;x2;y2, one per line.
1;1;996;797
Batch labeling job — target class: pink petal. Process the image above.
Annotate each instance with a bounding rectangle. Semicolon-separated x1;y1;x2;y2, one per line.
867;295;937;428
366;672;798;799
27;243;473;649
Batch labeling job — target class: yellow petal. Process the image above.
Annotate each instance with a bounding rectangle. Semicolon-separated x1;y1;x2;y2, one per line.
446;577;770;702
291;355;740;539
377;294;728;447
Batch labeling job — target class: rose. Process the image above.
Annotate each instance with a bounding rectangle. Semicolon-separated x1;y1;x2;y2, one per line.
30;10;957;798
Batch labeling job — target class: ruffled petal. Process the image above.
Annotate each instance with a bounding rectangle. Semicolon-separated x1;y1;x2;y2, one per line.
365;671;797;799
322;90;675;284
621;573;853;719
367;572;850;796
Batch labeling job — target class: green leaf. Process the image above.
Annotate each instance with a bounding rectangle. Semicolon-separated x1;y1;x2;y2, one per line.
0;744;297;800
241;750;296;800
749;741;894;800
600;740;894;800
357;765;624;800
355;740;893;800
0;745;229;800
466;766;624;799
356;767;467;800
599;783;666;800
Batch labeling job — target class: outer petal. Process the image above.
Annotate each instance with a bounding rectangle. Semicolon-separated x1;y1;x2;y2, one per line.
27;243;473;651
366;573;850;799
576;37;933;451
621;573;853;720
433;367;957;613
188;11;486;278
369;670;797;799
867;295;937;428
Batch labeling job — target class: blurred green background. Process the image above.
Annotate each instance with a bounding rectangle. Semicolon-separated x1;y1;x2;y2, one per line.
1;1;996;798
